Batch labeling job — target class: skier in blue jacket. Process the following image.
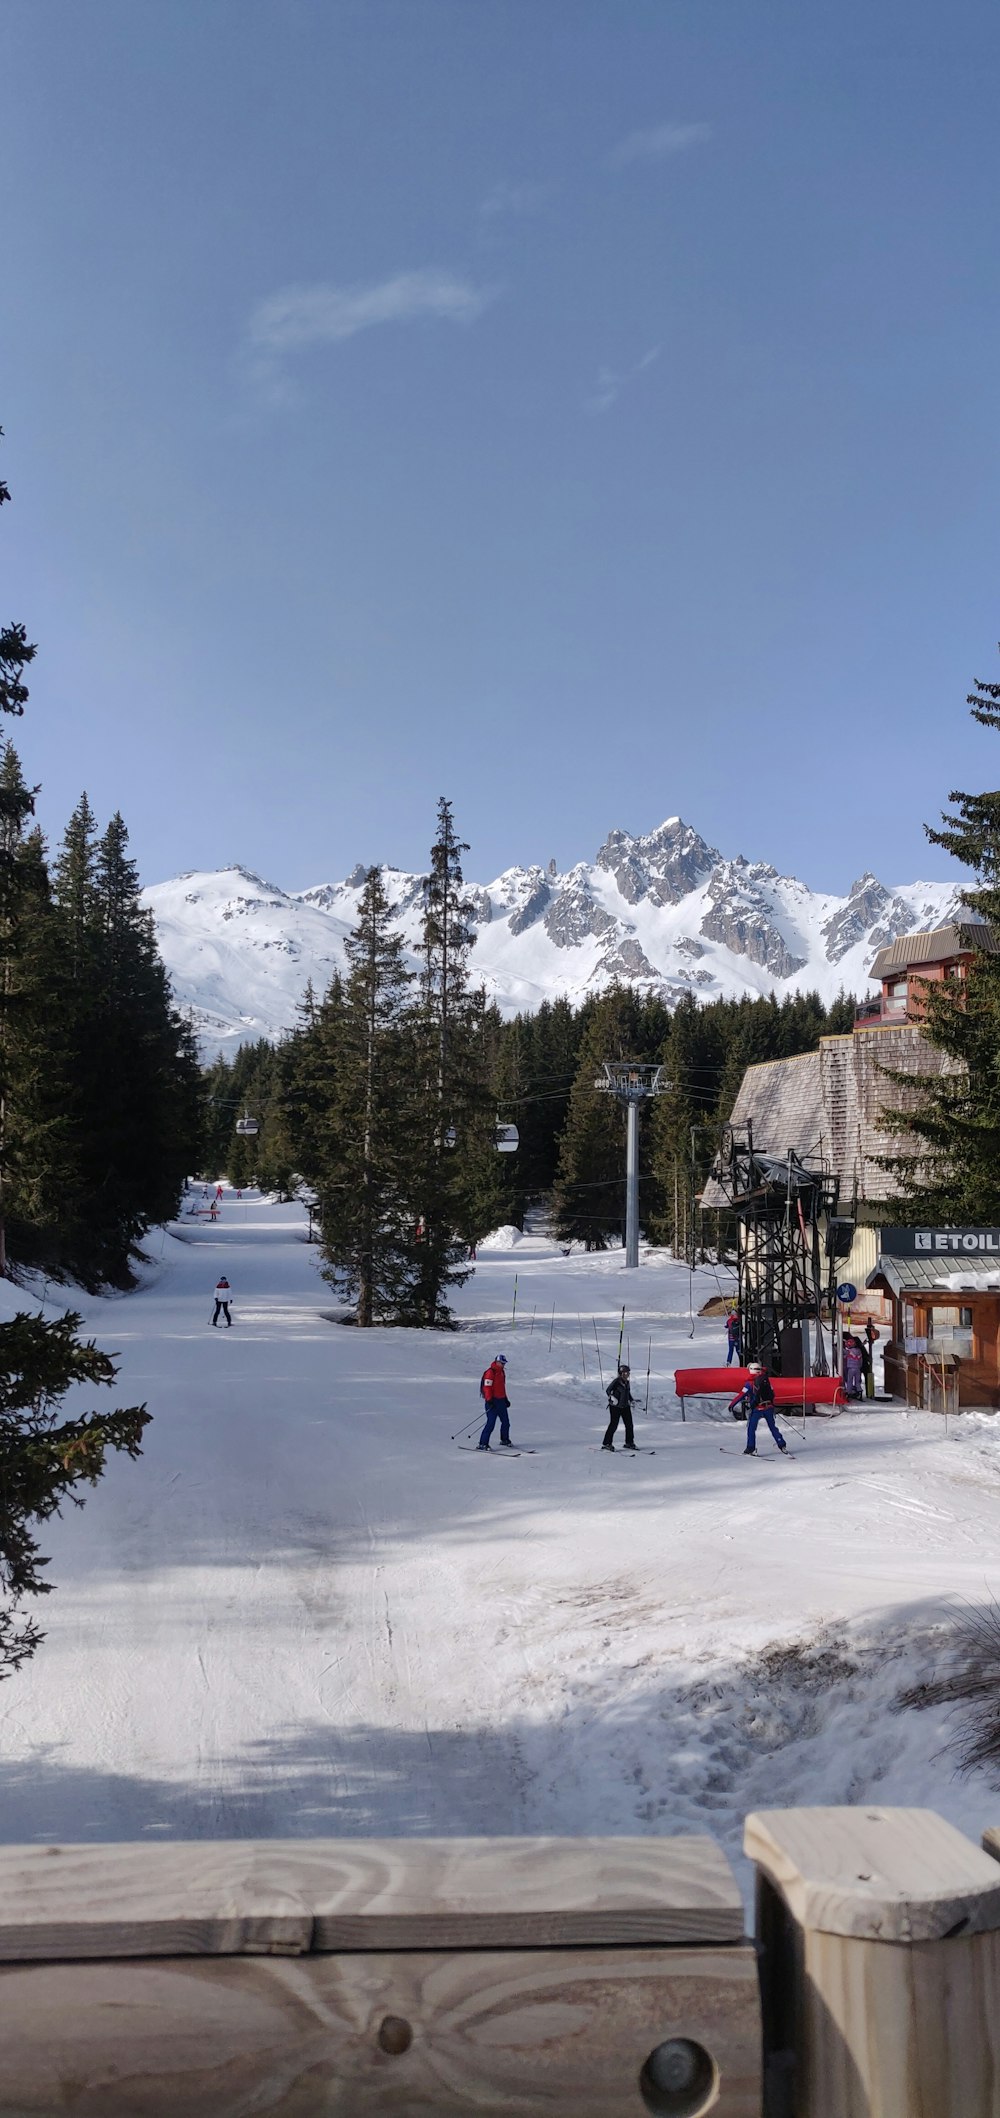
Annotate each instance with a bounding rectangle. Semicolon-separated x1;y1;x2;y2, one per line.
729;1362;787;1455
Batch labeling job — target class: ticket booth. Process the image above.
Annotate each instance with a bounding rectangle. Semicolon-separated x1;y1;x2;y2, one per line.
867;1227;1000;1410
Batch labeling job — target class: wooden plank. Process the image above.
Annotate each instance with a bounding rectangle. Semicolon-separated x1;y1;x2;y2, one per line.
794;1926;1000;2117
0;1944;761;2115
745;1806;1000;1941
0;1844;313;1962
0;1837;743;1960
308;1836;744;1949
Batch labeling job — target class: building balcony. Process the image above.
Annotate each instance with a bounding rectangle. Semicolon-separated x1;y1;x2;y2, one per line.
854;997;909;1027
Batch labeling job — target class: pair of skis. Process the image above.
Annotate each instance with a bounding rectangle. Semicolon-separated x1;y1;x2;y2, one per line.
457;1444;535;1456
719;1445;796;1460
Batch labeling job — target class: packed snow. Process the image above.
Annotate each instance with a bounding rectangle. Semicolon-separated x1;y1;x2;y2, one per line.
1;1192;998;1911
142;823;958;1058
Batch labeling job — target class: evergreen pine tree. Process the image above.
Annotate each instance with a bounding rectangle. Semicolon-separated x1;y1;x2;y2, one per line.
310;868;415;1322
407;800;503;1323
0;432;35;720
278;980;345;1195
647;993;726;1254
0;431;156;1680
0;1310;150;1675
0;747;60;1275
44;805;202;1284
882;663;1000;1218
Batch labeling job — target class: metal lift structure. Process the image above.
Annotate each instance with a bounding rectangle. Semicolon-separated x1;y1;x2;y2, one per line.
711;1123;847;1374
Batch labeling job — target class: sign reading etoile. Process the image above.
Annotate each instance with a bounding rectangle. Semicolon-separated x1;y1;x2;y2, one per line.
879;1227;1000;1256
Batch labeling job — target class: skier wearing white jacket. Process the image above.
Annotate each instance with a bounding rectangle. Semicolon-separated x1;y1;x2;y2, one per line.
212;1277;232;1327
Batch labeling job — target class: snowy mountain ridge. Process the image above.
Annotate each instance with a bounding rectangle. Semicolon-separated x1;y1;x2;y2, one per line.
142;817;958;1059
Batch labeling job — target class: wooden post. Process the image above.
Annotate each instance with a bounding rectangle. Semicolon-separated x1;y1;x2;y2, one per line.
745;1805;1000;2117
0;1837;760;2116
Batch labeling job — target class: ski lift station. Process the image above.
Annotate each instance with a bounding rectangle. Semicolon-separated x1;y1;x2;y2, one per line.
705;922;1000;1407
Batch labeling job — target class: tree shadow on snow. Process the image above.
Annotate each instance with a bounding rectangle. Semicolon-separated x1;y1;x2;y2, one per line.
0;1599;995;1917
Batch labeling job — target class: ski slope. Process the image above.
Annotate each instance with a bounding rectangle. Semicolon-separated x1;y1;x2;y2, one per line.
1;1193;998;1908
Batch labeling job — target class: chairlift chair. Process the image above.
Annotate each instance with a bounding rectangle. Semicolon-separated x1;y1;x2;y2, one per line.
235;1112;260;1138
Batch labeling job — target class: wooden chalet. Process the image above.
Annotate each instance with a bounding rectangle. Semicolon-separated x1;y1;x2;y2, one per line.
704;922;1000;1404
868;1225;1000;1410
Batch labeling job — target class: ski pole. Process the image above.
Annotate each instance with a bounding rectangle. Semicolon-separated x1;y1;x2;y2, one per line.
578;1315;587;1379
592;1320;604;1387
644;1335;651;1416
512;1273;518;1326
618;1306;626;1367
451;1413;483;1441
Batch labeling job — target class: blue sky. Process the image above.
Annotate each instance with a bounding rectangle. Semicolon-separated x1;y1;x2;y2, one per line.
2;0;999;895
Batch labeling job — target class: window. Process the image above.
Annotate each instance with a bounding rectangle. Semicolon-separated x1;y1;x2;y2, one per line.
927;1304;974;1356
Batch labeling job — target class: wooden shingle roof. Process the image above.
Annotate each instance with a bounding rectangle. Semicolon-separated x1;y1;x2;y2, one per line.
703;1025;957;1207
868;922;998;982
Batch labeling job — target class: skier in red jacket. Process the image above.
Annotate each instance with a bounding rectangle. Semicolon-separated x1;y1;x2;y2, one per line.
478;1355;512;1450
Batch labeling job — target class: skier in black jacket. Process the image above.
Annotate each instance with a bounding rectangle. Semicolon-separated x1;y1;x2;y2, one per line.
602;1364;636;1452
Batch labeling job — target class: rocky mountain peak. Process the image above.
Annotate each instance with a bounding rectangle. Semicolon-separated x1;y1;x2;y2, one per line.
595;816;719;906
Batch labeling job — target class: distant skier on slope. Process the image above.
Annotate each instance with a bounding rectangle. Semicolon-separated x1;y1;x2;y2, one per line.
729;1362;786;1455
478;1355;512;1450
602;1363;637;1452
212;1276;233;1327
725;1308;741;1365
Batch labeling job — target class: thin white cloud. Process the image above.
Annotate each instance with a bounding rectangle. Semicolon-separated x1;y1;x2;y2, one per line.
243;268;496;395
583;345;661;416
479;179;552;219
250;269;495;352
607;121;711;168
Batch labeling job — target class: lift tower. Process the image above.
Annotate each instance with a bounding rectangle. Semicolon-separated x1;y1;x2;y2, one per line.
594;1063;666;1268
711;1124;847;1372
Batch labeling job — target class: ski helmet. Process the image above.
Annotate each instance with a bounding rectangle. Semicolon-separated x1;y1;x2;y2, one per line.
496;1354;507;1366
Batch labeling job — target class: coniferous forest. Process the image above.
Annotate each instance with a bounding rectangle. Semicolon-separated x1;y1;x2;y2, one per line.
0;430;200;1673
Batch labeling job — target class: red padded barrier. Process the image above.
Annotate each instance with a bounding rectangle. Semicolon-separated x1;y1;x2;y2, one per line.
674;1366;846;1406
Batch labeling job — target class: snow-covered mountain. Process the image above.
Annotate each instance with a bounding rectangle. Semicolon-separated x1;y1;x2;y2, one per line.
143;818;958;1060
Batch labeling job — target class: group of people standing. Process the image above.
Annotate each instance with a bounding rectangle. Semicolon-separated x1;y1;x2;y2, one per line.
726;1305;880;1401
842;1321;879;1399
476;1356;638;1451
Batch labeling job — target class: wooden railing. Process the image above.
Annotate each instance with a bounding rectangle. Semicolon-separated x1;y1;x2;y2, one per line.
0;1808;998;2114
